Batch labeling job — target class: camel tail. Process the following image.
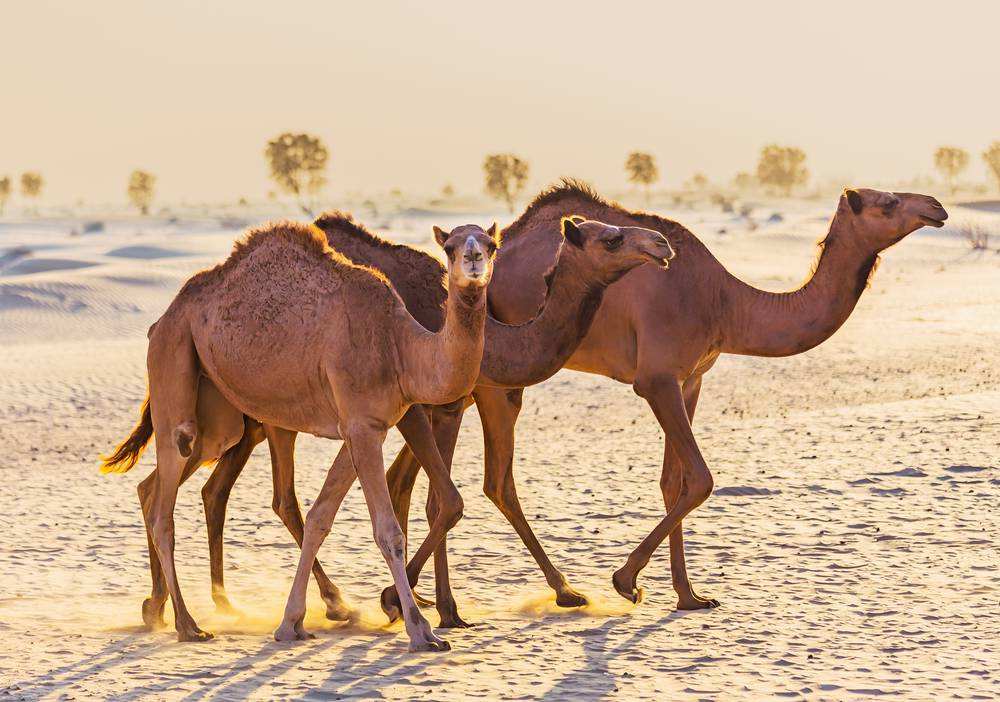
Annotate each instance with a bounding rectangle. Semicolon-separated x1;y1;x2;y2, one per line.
101;397;153;474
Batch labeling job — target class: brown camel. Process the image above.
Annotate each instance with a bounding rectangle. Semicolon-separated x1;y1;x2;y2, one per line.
196;212;675;628
384;183;948;617
102;220;500;650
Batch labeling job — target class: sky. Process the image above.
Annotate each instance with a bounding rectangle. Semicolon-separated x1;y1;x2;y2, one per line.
3;0;998;203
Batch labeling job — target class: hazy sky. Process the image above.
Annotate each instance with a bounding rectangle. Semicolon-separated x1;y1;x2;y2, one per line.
4;0;998;203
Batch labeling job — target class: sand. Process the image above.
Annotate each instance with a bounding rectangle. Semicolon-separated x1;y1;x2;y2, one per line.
0;202;997;700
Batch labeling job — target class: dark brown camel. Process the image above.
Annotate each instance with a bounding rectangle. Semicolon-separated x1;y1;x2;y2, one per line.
384;183;948;617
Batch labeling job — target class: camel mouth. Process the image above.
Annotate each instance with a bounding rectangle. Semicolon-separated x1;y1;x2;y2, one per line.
919;215;946;228
644;252;671;269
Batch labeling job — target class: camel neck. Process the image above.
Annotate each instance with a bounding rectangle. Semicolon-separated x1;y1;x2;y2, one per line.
719;217;877;357
479;244;605;388
402;283;487;406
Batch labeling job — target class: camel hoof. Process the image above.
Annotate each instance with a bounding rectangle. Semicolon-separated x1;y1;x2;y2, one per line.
437;601;474;629
141;598;166;630
409;638;452;653
324;599;353;622
678;596;720;610
438;615;474;629
414;591;436;608
612;569;644;605
380;586;402;623
177;627;214;643
212;595;241;617
555;588;589;608
274;623;314;642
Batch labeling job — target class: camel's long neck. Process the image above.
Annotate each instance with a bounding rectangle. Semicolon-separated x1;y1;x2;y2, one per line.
719;218;877;357
404;284;487;405
479;245;606;388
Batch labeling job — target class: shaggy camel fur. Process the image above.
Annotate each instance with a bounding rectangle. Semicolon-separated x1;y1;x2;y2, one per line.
103;220;500;650
196;213;674;628
384;183;948;618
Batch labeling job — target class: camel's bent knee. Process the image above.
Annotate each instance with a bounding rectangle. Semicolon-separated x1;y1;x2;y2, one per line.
685;468;714;506
438;491;464;530
632;373;678;400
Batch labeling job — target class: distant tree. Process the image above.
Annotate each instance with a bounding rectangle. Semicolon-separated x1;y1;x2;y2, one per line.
483;153;529;212
982;142;1000;193
933;146;969;194
625;151;659;203
265;132;329;215
441;183;455;198
732;171;756;190
21;171;43;199
686;172;709;190
756;145;808;196
127;170;156;215
0;177;10;216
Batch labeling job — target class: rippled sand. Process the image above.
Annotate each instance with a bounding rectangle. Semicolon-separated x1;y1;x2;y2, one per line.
1;205;997;699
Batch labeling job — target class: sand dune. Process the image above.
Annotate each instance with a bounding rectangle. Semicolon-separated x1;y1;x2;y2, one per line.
0;205;997;700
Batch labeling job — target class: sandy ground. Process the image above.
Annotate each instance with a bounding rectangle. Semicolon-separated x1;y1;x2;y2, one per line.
0;202;997;700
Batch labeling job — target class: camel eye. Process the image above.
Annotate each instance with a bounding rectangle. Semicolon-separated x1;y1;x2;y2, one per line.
604;235;624;251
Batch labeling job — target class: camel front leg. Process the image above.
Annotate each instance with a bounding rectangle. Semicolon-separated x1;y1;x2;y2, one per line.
264;425;351;621
660;376;719;609
421;400;469;627
613;374;714;604
347;422;450;652
274;444;357;641
201;418;263;614
475;386;587;608
380;406;466;628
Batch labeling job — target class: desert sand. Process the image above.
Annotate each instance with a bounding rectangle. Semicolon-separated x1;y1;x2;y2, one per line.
0;200;997;700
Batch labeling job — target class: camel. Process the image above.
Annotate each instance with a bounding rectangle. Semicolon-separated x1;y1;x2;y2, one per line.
383;183;948;617
194;212;675;628
102;219;501;650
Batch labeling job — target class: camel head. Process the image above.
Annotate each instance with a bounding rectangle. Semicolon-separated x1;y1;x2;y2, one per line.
839;188;948;252
433;223;500;290
560;217;676;283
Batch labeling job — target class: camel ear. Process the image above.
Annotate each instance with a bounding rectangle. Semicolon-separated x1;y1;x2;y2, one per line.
487;222;500;243
433;225;450;248
561;216;585;248
845;189;864;215
569;215;585;225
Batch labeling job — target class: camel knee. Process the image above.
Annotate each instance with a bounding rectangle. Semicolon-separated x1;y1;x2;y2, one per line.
633;373;677;400
436;489;464;531
684;467;714;506
374;523;406;562
303;506;332;540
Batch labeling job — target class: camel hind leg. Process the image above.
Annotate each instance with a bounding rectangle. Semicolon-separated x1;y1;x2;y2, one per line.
264;424;352;621
144;326;242;641
201;417;264;614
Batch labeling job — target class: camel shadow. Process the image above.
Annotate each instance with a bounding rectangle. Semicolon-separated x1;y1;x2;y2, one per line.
4;633;171;699
539;609;692;701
